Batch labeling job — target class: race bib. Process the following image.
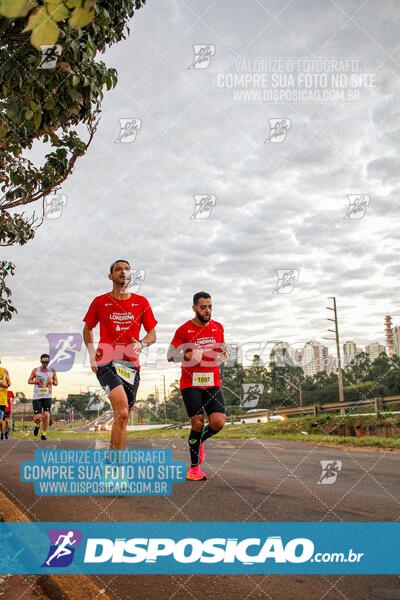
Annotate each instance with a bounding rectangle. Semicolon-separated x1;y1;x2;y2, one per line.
113;360;136;385
192;372;214;387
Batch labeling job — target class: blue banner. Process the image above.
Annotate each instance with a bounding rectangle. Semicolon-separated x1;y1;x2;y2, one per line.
20;449;186;496
0;522;398;574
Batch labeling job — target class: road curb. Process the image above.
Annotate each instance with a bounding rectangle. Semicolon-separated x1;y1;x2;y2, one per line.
0;490;111;600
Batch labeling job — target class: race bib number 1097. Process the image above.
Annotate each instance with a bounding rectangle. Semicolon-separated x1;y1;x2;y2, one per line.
192;372;214;387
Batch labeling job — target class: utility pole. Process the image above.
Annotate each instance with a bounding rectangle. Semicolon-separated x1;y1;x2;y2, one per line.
154;385;159;416
162;375;167;424
324;296;345;410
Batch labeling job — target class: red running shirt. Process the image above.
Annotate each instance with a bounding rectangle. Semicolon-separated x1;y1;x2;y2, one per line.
83;293;157;368
170;319;225;390
6;390;14;411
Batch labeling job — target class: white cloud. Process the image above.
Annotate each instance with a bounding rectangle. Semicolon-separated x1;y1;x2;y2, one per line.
3;0;400;396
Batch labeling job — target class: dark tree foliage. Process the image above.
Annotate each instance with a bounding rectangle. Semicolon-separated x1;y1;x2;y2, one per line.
0;0;147;320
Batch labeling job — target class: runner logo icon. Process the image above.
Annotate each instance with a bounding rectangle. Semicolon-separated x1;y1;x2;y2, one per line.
42;529;82;567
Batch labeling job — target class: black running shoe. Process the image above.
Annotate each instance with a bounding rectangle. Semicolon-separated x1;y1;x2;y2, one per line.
0;432;3;440
34;426;39;437
4;431;8;439
41;434;47;441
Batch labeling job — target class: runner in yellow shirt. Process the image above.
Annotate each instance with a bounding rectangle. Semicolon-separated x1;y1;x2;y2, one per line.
0;359;11;422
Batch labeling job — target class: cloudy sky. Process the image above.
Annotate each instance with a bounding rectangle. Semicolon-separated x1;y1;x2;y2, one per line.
2;0;400;399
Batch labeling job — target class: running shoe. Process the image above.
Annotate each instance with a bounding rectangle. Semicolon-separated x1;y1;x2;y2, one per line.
199;442;205;464
186;465;207;481
0;433;3;440
41;433;47;441
33;425;39;437
4;431;8;440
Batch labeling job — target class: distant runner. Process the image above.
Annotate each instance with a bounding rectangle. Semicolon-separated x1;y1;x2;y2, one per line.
0;359;11;430
83;259;157;449
0;389;14;440
168;292;229;481
28;354;58;440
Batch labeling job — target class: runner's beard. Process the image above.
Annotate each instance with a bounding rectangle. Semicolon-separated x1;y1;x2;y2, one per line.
195;310;211;323
115;276;131;287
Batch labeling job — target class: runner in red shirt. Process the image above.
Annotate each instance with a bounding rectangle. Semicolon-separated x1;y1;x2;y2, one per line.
168;292;229;481
0;389;13;440
83;260;157;449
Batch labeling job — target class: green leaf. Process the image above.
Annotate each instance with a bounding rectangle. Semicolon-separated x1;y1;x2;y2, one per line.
43;96;55;110
22;5;46;31
69;6;94;29
72;74;80;86
68;88;80;101
6;101;20;122
46;2;69;21
34;111;42;129
30;16;59;48
23;5;60;48
0;0;36;18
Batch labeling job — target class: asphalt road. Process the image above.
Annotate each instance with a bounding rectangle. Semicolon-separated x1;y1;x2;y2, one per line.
1;435;399;599
73;412;113;431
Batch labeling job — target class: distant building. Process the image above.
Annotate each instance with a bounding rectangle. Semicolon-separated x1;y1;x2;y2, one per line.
301;341;329;376
269;341;295;366
385;315;394;357
393;326;400;356
365;343;386;362
329;356;338;374
321;345;330;373
343;341;357;367
294;348;303;368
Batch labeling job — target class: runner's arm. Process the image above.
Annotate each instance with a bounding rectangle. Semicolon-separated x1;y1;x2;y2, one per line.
168;327;200;363
132;328;156;354
83;324;98;373
167;344;185;362
0;369;10;389
167;344;198;363
217;342;230;363
28;368;38;385
52;371;58;386
140;327;156;347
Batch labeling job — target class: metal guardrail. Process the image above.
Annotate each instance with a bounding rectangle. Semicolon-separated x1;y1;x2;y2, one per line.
156;395;400;429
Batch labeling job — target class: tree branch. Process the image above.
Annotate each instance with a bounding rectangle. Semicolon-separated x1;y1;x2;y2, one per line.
0;120;99;211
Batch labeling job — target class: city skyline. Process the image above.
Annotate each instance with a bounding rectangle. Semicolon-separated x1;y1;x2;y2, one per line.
5;311;396;401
